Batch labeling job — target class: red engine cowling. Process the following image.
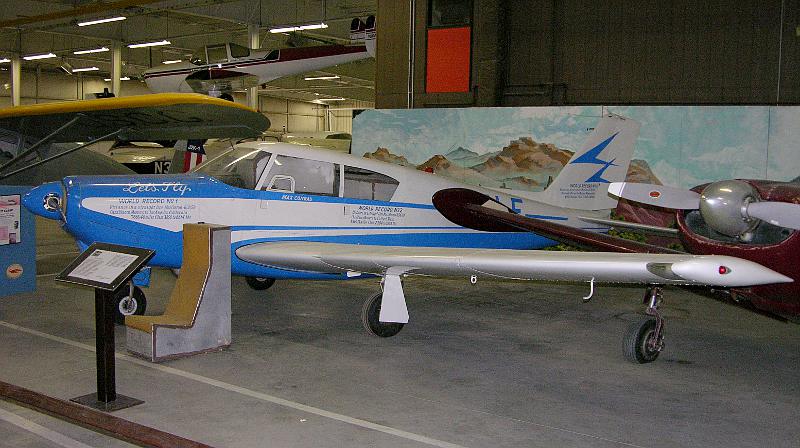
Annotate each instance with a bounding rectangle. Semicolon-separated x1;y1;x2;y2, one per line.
677;180;800;321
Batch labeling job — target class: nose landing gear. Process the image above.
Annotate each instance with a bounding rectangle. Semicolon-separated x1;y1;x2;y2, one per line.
113;284;147;324
623;286;665;364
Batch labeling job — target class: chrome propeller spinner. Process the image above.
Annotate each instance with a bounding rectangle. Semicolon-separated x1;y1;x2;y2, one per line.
609;180;800;240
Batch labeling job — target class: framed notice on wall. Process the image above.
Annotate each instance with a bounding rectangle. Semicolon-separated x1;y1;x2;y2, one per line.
0;194;21;245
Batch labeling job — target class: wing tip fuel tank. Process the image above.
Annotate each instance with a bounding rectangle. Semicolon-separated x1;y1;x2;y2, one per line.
667;256;793;287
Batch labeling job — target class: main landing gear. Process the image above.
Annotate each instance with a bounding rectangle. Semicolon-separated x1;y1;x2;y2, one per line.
361;291;405;337
623;286;665;364
246;276;276;290
113;283;147;324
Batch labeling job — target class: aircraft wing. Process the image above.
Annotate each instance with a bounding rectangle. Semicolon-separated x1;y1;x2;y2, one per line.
235;241;791;288
0;93;269;142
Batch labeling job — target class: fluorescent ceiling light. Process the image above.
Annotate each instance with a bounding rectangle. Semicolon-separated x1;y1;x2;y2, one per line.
304;75;340;81
0;58;10;63
72;66;99;73
77;16;126;27
128;40;170;49
270;22;328;33
318;97;346;101
161;59;182;64
23;53;57;61
103;76;131;81
73;47;109;55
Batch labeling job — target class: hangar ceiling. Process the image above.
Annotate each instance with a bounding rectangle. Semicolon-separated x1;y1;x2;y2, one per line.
0;0;377;103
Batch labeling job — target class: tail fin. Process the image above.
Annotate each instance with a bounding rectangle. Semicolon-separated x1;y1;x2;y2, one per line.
168;139;206;174
538;113;640;210
350;15;376;57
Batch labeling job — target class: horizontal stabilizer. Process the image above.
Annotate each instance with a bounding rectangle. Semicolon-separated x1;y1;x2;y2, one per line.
431;187;678;254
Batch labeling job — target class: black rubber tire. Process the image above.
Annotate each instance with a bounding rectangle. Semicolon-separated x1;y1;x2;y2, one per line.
246;276;276;290
623;316;661;364
361;292;405;337
113;285;147;325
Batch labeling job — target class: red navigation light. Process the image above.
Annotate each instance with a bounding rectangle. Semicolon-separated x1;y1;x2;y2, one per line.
649;191;661;198
718;266;730;275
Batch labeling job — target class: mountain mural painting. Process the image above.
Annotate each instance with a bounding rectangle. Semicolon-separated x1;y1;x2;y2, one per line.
362;137;671;229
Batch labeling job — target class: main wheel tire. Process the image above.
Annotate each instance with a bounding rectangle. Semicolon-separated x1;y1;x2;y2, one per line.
113;285;147;325
246;276;276;290
361;292;405;337
623;316;662;364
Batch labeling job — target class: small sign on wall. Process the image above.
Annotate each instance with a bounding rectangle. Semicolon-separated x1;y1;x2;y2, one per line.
426;27;471;93
0;186;35;298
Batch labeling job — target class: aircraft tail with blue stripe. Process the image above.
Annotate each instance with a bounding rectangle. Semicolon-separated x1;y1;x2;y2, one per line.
533;113;640;211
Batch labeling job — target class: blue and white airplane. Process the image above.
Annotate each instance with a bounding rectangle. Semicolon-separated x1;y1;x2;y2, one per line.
9;95;790;361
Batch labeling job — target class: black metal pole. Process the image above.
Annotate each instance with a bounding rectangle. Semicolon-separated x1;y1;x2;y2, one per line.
95;288;116;403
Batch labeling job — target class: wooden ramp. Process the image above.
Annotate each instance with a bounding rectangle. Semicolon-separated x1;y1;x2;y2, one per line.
126;224;231;362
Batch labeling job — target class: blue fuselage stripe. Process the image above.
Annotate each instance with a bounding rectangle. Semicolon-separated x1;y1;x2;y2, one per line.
524;214;569;221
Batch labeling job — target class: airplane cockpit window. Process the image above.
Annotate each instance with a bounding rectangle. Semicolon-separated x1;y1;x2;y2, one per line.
190;48;207;65
229;43;250;59
343;166;399;201
206;44;229;64
264;155;339;196
264;50;280;61
195;148;271;189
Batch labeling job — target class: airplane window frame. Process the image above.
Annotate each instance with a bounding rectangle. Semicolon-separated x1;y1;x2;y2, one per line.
261;154;340;197
264;50;280;61
342;165;399;202
195;148;272;190
206;44;229;64
267;174;295;193
228;43;250;59
190;48;207;65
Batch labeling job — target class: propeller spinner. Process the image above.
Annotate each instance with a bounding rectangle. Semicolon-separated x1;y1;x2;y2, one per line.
608;180;800;240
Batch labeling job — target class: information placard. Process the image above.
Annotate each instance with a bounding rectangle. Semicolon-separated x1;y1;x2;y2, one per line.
0;194;21;245
56;243;154;291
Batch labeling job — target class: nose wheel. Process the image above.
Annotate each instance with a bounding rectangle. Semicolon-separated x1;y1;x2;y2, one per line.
623;286;665;364
113;284;147;324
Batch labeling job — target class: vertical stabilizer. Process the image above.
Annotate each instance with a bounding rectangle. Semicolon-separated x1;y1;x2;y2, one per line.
539;114;640;210
350;16;376;57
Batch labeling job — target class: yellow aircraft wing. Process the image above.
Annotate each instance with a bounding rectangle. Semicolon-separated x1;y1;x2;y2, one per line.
0;93;270;141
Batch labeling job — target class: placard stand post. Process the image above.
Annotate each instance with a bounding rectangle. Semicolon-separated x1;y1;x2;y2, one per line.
56;242;154;412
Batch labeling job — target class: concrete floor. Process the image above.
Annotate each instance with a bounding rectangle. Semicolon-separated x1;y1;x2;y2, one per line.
0;218;799;447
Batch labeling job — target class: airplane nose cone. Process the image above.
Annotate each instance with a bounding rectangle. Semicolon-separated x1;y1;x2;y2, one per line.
23;182;64;221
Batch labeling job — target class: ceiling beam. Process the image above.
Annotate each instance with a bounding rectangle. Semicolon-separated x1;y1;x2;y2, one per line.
0;0;165;29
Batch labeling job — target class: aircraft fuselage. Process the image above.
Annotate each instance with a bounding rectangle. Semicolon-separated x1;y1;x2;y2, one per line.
25;143;609;280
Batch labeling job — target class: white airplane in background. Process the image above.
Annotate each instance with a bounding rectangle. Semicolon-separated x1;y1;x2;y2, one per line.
143;16;375;97
7;94;790;363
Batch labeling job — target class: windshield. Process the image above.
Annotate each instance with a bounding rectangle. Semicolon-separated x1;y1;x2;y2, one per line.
190;47;207;65
195;148;271;189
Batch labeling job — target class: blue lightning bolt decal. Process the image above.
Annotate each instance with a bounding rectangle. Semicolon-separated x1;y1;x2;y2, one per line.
568;132;619;183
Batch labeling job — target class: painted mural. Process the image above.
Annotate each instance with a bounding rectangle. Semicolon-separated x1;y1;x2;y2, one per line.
352;106;800;191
